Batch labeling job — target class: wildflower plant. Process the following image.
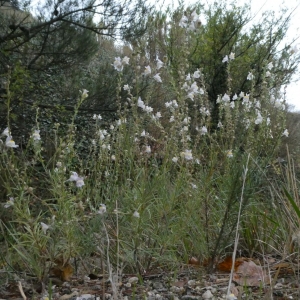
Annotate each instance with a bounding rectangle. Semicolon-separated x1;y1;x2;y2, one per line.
0;3;294;285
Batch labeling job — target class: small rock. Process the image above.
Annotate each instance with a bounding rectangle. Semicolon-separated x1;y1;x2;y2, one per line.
202;289;213;299
181;296;201;300
153;281;164;290
75;294;94;300
128;276;139;284
187;280;196;286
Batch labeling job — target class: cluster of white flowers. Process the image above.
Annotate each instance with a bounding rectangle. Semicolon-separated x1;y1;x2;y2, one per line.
98;129;109;140
143;62;164;83
179;10;202;31
68;171;85;188
222;52;235;63
112;56;130;72
93;114;102;120
165;100;179;110
255;111;263;125
199;107;210;116
1;127;18;148
182;81;203;101
180;149;193;161
137;97;153;113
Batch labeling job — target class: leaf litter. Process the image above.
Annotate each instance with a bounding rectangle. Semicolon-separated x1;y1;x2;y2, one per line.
0;256;299;299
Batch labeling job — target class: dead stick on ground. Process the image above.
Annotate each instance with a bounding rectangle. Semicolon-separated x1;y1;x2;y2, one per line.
18;281;27;300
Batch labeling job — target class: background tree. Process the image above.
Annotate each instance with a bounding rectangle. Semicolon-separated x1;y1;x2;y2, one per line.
128;1;299;126
0;0;153;140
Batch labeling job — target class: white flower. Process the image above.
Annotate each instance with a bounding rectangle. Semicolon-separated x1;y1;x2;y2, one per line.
144;105;153;113
195;158;200;164
140;130;146;137
122;56;130;65
80;89;89;99
97;204;107;214
111;155;116;161
191;183;197;189
133;211;140;218
145;145;151;153
155;112;162;119
112;57;123;71
222;55;228;63
290;45;298;54
181;149;193;161
230;101;235;108
123;84;130;91
229;52;235;60
255;112;263;124
32;130;41;141
282;129;289;137
222;93;230;102
186;73;191;81
265;71;271;77
239;91;244;98
242;94;250;104
267;62;273;70
199;88;204;95
266;117;270;125
172;100;178;108
153;73;162;83
76;178;84;188
232;94;238;100
274;99;282;109
144;65;151;76
137;97;145;109
2;127;10;136
247;72;254;80
172;157;178;163
226;150;233;158
156;59;164;70
200;126;208;135
4;197;14;208
169;116;175;122
179;15;188;28
217;121;223;128
56;162;62;168
200;107;210;116
183;117;190;124
193;70;201;78
165;101;171;108
41;222;49;234
5;136;18;148
187;92;195;101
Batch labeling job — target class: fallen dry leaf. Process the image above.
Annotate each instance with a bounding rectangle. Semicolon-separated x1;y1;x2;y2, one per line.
217;257;248;272
188;257;200;266
233;260;271;286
